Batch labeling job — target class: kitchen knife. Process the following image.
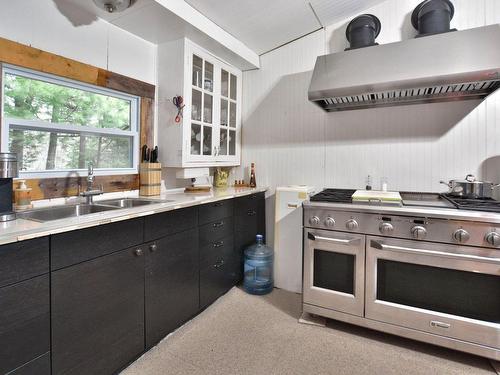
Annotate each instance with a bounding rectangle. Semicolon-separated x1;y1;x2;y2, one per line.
151;146;159;163
141;145;148;162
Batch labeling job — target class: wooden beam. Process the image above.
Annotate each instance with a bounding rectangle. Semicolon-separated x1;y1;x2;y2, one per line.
97;70;155;99
26;175;139;201
140;97;154;147
0;36;155;99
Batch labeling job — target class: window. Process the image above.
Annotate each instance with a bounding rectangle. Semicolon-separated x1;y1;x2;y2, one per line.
1;66;140;177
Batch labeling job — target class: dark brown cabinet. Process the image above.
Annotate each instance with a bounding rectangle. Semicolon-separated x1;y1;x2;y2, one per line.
51;218;143;270
51;246;145;375
145;228;199;349
200;235;240;308
234;192;266;278
0;237;49;289
0;275;50;375
2;191;265;375
0;237;50;375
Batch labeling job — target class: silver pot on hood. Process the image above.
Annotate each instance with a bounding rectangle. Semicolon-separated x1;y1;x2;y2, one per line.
440;174;500;199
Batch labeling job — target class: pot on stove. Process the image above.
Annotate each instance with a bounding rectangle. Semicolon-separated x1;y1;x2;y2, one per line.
440;174;500;199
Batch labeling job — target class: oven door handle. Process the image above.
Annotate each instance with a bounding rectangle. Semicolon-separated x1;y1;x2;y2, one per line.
370;240;500;265
308;232;360;246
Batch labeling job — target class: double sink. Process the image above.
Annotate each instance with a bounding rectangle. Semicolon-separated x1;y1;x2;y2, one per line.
19;198;173;223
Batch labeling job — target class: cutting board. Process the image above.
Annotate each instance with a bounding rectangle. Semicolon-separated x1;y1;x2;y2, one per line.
352;190;402;205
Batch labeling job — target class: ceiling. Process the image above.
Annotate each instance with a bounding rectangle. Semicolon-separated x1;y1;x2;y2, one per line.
184;0;388;54
56;0;388;67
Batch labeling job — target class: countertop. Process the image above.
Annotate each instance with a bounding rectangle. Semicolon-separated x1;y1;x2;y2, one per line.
0;187;267;246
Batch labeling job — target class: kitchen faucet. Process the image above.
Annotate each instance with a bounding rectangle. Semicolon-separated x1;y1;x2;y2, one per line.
79;162;103;204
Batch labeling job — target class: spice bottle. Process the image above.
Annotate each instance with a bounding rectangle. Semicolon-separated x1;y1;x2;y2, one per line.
249;163;257;188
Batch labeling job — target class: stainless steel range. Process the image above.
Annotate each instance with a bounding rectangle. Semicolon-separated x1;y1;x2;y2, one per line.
303;189;500;360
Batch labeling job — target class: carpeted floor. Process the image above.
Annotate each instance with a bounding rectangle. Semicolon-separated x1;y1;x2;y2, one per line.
122;287;497;375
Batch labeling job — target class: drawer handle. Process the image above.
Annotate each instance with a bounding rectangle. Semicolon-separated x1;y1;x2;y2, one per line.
213;221;224;228
430;320;451;330
247;210;256;216
214;259;225;268
149;243;157;252
213;241;224;248
134;248;144;257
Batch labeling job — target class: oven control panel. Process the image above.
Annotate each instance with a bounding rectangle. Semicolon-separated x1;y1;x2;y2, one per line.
304;207;500;249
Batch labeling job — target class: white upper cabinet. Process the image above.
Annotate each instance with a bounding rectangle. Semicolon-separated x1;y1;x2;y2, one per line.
158;38;242;168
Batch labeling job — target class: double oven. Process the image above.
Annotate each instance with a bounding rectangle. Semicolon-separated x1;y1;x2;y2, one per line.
303;208;500;360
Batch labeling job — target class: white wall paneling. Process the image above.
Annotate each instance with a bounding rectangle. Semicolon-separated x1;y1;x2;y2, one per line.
239;0;500;243
0;0;157;85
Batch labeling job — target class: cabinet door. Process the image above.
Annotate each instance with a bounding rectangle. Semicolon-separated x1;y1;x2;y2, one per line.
216;68;241;163
234;193;266;282
187;52;215;162
0;275;50;375
52;247;145;375
145;228;199;349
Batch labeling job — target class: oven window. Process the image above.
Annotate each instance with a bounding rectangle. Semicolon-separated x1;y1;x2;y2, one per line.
313;250;354;294
377;260;500;323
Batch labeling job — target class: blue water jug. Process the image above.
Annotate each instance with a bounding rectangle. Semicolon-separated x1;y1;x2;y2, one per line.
243;234;274;295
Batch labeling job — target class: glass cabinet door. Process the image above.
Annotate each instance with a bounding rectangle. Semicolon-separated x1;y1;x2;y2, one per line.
190;54;214;158
217;69;238;159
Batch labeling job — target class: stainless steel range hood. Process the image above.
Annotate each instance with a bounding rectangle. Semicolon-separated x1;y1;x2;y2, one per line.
308;24;500;112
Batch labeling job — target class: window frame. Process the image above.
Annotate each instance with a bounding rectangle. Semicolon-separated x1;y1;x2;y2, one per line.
1;65;140;178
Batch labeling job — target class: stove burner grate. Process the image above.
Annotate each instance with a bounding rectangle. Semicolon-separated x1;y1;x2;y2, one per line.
310;188;356;203
441;194;500;213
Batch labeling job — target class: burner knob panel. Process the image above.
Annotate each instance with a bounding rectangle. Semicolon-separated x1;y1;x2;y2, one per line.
485;232;500;247
453;229;470;243
324;217;335;227
379;222;394;235
346;219;359;231
309;216;320;226
411;226;427;239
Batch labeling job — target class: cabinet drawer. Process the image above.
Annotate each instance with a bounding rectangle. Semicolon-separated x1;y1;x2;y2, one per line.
200;235;234;269
0;237;49;288
0;275;50;375
7;352;50;375
235;213;259;235
200;254;240;308
144;206;198;241
234;192;264;215
199;199;233;225
199;216;234;246
51;218;144;270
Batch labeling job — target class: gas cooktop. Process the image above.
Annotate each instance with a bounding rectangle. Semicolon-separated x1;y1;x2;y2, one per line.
310;188;500;213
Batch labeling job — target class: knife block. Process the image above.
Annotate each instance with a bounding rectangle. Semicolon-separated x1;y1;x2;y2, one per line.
139;162;162;196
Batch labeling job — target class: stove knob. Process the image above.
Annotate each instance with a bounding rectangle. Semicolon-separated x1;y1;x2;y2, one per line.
379;222;394;235
485;232;500;247
453;229;470;243
411;226;427;240
324;217;335;227
346;219;359;231
309;216;320;226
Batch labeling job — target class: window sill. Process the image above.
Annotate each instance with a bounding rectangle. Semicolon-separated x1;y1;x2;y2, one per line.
18;168;139;179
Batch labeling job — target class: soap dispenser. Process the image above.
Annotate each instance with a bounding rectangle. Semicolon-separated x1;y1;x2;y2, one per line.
14;179;32;210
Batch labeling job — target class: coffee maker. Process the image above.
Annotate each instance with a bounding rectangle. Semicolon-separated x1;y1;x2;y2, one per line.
0;153;19;221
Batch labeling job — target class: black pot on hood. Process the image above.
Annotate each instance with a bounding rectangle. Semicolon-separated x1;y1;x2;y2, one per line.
412;0;456;37
345;14;381;51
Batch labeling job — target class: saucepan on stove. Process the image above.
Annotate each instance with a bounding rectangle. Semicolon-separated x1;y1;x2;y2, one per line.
440;174;500;199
